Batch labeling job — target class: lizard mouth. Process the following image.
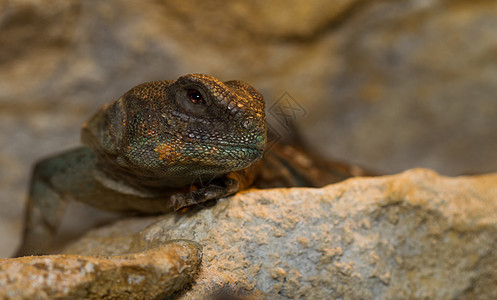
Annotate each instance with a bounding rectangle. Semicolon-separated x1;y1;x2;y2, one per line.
204;141;265;154
197;142;265;168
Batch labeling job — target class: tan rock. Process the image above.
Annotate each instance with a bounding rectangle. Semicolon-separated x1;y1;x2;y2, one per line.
0;240;202;300
62;169;497;299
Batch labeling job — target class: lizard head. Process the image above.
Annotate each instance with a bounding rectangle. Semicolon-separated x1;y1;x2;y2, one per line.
82;74;266;186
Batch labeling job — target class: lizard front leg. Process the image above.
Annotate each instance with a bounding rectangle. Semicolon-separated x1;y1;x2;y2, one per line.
171;162;261;211
16;161;69;257
15;149;88;257
16;147;174;257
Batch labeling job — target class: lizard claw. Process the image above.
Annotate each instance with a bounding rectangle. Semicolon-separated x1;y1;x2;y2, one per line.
171;184;229;211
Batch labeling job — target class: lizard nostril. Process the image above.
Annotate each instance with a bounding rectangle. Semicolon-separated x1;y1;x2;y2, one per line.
241;118;255;130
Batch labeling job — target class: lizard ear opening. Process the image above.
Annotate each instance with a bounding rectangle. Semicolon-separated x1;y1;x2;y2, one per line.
81;98;126;156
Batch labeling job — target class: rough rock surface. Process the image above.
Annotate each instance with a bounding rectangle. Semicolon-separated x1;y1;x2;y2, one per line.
58;169;497;299
0;240;202;299
2;0;497;257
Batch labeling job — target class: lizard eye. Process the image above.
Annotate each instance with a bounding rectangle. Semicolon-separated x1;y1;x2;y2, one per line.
175;85;209;114
187;89;204;104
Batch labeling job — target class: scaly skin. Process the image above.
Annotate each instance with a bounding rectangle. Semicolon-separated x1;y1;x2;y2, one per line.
16;73;369;257
17;74;266;256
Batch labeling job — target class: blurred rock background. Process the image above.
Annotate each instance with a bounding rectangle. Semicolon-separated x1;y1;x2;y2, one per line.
1;0;496;257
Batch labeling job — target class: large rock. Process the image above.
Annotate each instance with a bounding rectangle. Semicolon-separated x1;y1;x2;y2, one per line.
61;169;497;299
2;0;497;258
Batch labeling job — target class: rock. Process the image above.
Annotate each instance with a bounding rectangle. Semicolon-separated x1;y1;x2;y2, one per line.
62;169;497;299
0;240;202;300
305;0;497;176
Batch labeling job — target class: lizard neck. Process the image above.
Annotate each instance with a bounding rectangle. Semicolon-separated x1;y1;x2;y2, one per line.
94;152;224;191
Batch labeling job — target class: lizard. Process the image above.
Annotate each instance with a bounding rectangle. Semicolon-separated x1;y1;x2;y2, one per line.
16;73;369;256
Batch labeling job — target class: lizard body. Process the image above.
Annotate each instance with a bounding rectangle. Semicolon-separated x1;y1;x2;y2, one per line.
16;74;367;256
